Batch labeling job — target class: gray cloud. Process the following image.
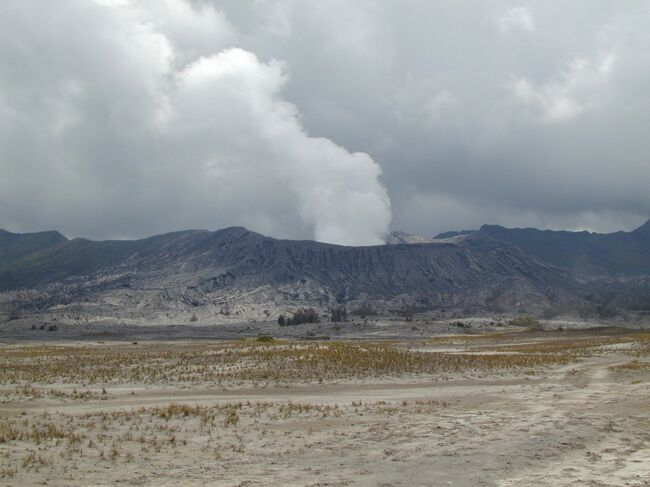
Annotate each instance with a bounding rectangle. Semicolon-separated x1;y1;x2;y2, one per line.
214;0;650;234
0;0;390;245
1;1;650;243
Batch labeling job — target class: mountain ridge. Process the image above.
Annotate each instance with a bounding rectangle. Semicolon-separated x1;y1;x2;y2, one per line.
2;222;649;322
0;225;580;320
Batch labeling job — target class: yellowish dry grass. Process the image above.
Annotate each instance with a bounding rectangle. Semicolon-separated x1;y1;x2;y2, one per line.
0;339;580;387
609;361;650;372
1;331;647;389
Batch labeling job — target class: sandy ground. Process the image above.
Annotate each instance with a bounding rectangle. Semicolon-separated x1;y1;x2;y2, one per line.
1;331;649;486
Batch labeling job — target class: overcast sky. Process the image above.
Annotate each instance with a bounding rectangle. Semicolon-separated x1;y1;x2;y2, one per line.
1;1;649;244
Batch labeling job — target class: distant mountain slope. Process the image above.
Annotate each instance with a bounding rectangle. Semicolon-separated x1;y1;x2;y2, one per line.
0;229;206;291
633;219;650;244
480;220;650;276
0;229;68;268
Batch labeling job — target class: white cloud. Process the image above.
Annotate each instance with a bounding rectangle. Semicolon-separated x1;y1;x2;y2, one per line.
512;50;616;123
499;6;535;33
253;0;296;37
134;0;238;66
167;48;391;245
423;90;459;124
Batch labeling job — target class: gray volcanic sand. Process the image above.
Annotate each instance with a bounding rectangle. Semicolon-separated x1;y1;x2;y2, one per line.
1;316;638;343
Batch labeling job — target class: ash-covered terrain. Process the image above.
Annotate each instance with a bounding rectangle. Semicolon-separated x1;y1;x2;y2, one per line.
1;221;650;327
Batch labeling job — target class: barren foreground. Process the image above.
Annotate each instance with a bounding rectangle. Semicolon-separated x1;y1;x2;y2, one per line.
1;329;649;486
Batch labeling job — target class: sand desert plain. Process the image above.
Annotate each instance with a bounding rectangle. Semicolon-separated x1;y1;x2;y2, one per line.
0;319;649;486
